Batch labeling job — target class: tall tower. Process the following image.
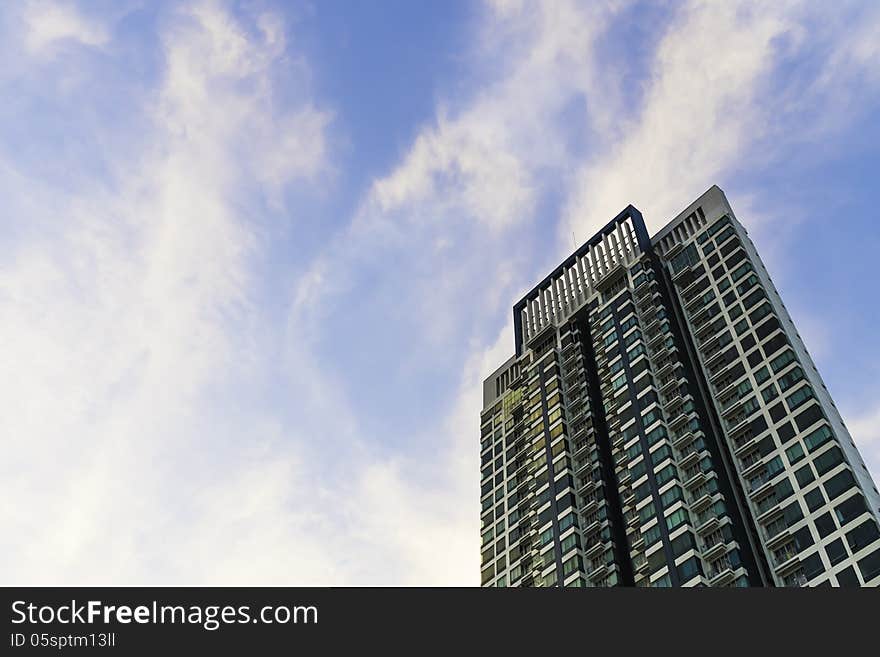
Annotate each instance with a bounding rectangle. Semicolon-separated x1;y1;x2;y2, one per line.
480;185;880;587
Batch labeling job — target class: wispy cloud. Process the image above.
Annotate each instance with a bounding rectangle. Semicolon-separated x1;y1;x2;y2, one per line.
0;1;335;584
22;0;109;54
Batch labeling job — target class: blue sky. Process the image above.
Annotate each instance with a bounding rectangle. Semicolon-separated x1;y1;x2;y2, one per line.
1;0;879;585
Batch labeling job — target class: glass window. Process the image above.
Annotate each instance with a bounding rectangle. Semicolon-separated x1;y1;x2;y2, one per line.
858;549;880;583
814;446;844;476
786;385;815;411
826;538;848;566
778;366;805;392
805;487;825;512
638;502;657;524
643;523;662;546
761;384;779;403
815;512;837;538
770;349;797;373
562;555;583;577
655;464;677;486
836;495;868;528
676;556;703;582
794;463;815;487
665;507;690;531
786;442;805;465
559;511;578;532
804;425;833;452
824;469;856;501
660;485;684;509
754;366;770;385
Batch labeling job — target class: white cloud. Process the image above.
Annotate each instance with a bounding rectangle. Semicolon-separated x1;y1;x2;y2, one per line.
0;2;335;584
22;0;109;54
842;404;880;488
563;2;793;238
370;0;623;232
563;1;880;241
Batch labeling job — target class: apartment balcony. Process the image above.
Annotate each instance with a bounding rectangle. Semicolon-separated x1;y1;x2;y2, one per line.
667;409;691;433
764;526;792;551
654;358;675;379
633;275;652;295
709;364;735;389
708;565;737;586
584;539;607;561
631;552;649;574
684;290;708;313
782;570;809;588
648;327;667;349
725;413;753;439
678;446;705;470
588;561;612;581
703;346;728;371
683;470;708;491
746;472;774;499
690;491;715;513
659;375;679;396
701;539;728;563
694;515;720;535
771;543;801;574
582;516;602;535
732;434;758;458
671;429;695;449
718;394;746;418
574;450;593;471
689;303;713;327
695;319;719;343
630;533;645;553
755;499;784;525
737;448;762;474
679;272;703;295
576;478;597;498
573;434;595;457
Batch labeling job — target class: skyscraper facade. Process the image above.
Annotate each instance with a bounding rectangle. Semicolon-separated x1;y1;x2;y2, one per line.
480;185;880;587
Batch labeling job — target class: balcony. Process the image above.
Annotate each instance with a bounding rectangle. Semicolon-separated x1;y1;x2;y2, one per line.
648;327;668;349
771;543;800;573
588;561;611;581
755;498;783;525
732;434;758;458
678;446;704;470
576;477;596;497
671;429;695;448
708;565;736;586
667;409;691;433
694;309;717;330
738;449;763;474
746;472;774;499
701;538;728;562
690;490;714;513
584;540;606;560
672;265;702;297
782;570;809;588
654;358;675;378
725;413;754;439
703;347;728;371
764;526;792;551
659;375;679;396
683;470;708;491
695;515;720;535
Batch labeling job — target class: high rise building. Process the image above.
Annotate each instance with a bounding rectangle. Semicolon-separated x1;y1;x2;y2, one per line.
480;185;880;587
